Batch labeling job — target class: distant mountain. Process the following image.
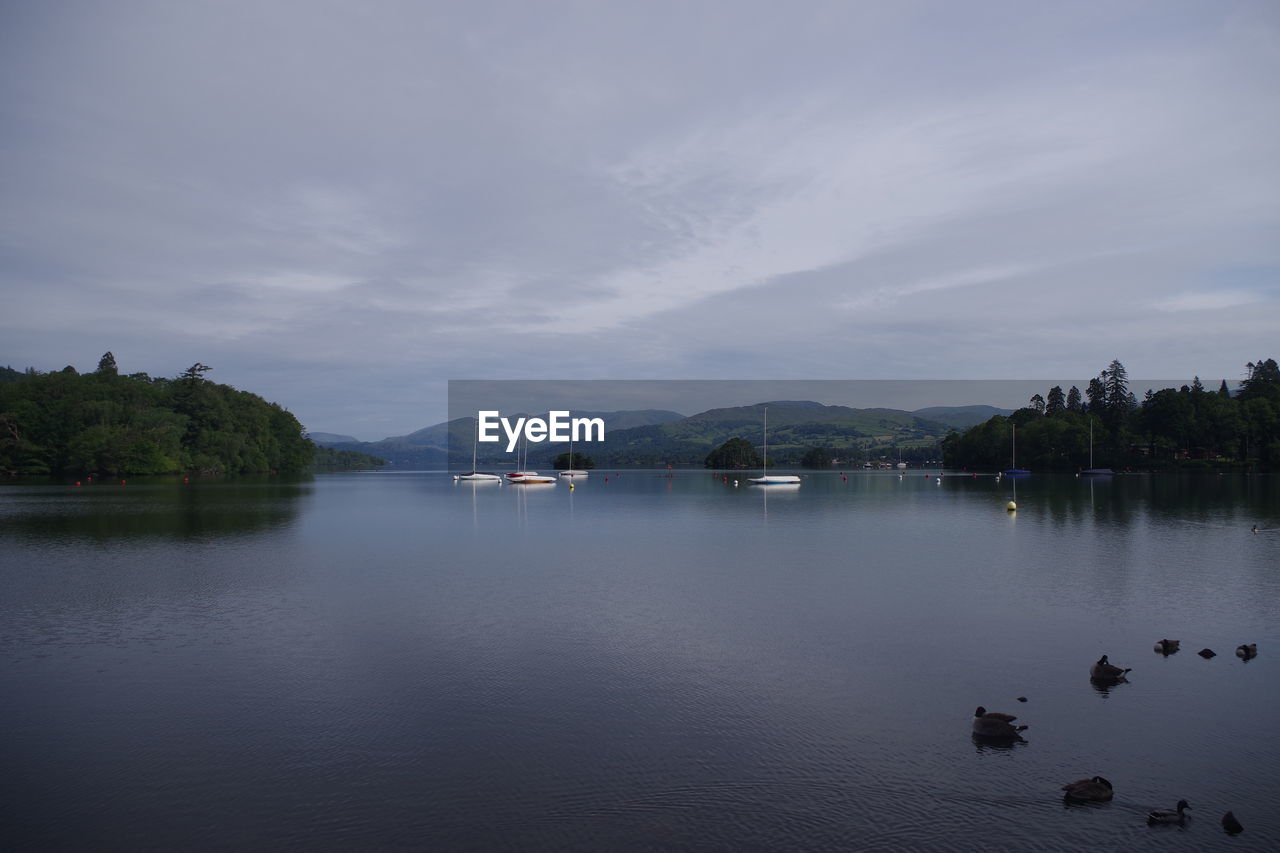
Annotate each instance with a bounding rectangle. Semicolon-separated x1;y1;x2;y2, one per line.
306;432;360;446
317;409;687;470
506;402;958;468
314;403;1008;469
911;405;1012;431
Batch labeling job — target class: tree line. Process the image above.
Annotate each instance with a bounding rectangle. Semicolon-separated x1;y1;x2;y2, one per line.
0;353;317;476
941;358;1280;471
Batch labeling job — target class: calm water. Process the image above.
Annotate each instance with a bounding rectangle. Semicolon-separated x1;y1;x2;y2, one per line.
2;471;1277;851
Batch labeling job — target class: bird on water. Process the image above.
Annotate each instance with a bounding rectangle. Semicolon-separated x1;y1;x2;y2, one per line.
1062;776;1114;802
1090;655;1131;682
1147;799;1191;825
971;706;1027;739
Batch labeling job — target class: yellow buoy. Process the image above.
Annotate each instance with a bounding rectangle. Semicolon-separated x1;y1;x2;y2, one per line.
1006;500;1017;511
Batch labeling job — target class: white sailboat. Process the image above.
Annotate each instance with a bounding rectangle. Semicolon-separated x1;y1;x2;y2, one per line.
558;431;588;478
748;407;801;485
454;419;502;482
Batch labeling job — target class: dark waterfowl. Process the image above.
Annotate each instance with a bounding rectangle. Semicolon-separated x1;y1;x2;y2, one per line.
972;706;1027;739
1062;776;1113;802
1090;655;1131;683
1148;799;1191;825
1236;643;1258;659
1198;648;1217;658
1153;639;1180;654
1222;810;1243;834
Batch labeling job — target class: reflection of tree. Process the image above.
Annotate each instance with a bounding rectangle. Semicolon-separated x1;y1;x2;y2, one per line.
5;477;312;543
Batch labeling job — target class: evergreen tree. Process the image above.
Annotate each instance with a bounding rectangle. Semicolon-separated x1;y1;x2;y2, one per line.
1046;385;1066;415
1241;359;1280;402
1103;359;1131;411
1066;385;1083;412
96;352;118;375
1085;377;1105;413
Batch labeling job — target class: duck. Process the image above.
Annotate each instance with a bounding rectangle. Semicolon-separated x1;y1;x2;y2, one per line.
1062;776;1114;802
1153;639;1180;654
1236;643;1257;659
971;706;1027;739
1198;648;1216;658
1147;799;1191;825
1090;655;1131;682
1221;810;1243;834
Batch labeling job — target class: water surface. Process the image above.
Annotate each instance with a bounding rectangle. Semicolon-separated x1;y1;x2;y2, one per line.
2;471;1277;850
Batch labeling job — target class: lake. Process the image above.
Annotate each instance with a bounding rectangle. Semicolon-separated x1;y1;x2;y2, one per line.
2;470;1277;851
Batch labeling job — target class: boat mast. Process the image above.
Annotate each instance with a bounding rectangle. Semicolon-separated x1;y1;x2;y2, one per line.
763;406;768;472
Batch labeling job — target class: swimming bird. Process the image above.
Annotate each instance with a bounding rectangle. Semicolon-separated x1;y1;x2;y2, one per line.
1147;799;1191;825
972;706;1027;739
1222;810;1243;834
1154;639;1181;654
1062;776;1114;802
1236;643;1258;659
1090;655;1131;682
1198;648;1216;658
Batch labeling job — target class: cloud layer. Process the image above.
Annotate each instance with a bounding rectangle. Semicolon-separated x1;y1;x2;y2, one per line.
3;0;1277;437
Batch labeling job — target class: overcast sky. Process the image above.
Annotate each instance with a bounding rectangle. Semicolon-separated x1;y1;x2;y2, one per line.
3;0;1277;440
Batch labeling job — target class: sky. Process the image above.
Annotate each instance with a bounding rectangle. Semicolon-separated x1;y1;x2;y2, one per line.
2;0;1277;440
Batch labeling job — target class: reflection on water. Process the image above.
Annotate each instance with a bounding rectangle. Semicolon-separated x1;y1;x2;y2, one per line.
0;477;311;542
1;470;1277;851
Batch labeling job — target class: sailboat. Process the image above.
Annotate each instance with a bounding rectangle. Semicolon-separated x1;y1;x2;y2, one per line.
506;436;555;484
1081;419;1114;476
558;430;589;478
1002;423;1031;477
454;419;502;482
748;407;801;485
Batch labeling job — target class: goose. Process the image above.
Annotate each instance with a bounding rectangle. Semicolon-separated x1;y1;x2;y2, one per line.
1221;810;1243;835
1147;799;1191;825
1062;776;1114;802
972;706;1027;739
1090;655;1131;682
1153;639;1180;654
1236;643;1257;659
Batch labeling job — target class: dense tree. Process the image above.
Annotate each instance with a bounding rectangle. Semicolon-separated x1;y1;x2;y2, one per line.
800;446;835;468
96;352;118;375
945;357;1280;471
1029;394;1046;415
1241;359;1280;403
705;437;762;469
553;452;595;470
314;447;386;469
0;356;314;476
